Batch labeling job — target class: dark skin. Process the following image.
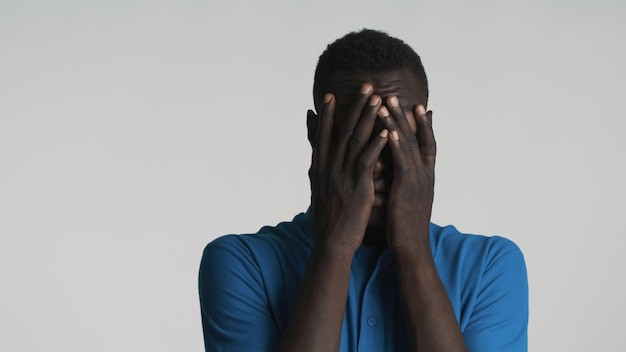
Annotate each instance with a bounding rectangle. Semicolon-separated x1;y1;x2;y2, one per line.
277;68;468;352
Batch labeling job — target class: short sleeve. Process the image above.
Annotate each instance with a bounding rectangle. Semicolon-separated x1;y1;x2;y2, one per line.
463;237;529;352
198;237;280;352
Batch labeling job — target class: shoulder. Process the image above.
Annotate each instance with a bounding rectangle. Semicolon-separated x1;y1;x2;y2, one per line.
202;211;313;265
430;223;525;268
429;223;528;319
429;224;528;350
198;212;312;351
198;211;314;349
430;224;528;350
430;223;527;301
199;211;314;289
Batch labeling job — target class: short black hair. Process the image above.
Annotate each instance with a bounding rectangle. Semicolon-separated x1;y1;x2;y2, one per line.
313;29;428;109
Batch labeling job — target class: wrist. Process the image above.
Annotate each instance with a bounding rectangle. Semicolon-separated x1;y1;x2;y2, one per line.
393;244;432;263
393;242;439;283
389;226;431;257
312;222;365;256
311;237;358;261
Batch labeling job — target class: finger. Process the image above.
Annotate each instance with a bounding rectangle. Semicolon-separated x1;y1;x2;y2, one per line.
316;93;335;170
378;106;412;180
356;128;389;182
385;96;419;149
334;83;373;160
415;107;436;166
345;94;381;163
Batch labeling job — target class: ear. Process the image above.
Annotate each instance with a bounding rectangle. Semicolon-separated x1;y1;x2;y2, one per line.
306;109;319;148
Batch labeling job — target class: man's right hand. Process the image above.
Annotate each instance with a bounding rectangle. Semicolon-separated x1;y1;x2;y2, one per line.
280;84;388;352
310;84;389;254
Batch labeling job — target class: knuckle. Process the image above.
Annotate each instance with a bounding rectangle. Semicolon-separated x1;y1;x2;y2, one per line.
348;135;363;149
396;163;411;173
407;136;420;148
357;157;373;170
335;126;352;139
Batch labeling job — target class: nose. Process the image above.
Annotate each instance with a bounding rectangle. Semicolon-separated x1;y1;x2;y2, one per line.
374;158;386;174
373;146;391;176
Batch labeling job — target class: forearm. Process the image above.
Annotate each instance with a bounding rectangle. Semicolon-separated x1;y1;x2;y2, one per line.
395;242;468;352
277;243;354;352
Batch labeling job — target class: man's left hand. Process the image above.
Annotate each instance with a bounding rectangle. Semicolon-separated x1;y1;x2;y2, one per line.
378;96;436;256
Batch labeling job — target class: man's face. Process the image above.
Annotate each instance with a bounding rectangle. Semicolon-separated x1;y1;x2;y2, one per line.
310;68;428;230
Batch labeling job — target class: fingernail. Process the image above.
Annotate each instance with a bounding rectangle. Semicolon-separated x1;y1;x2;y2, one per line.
378;106;389;117
324;93;332;103
417;104;426;116
360;84;373;95
369;95;381;106
380;129;388;138
388;96;399;107
390;130;399;141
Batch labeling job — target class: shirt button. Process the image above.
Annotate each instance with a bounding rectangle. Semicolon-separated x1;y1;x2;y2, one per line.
367;316;377;326
356;251;364;260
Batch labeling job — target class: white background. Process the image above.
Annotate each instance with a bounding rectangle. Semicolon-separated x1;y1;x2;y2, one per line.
1;1;625;351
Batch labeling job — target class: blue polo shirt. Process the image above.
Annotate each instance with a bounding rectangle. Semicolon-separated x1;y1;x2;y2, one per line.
199;210;528;351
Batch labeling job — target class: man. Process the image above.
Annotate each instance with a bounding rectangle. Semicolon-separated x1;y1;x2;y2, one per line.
199;29;528;351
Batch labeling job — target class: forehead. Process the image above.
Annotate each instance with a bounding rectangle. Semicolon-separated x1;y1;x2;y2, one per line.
326;68;426;111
